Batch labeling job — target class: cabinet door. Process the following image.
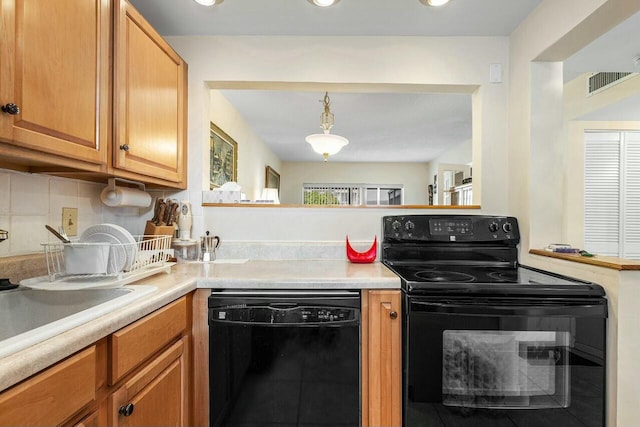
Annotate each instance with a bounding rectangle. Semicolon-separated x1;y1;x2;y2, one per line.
109;339;186;427
0;346;97;426
113;0;187;185
0;0;109;165
362;290;402;427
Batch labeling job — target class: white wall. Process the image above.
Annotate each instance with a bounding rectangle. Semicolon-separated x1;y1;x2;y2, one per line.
562;74;640;247
280;162;429;205
165;35;510;241
509;0;640;262
426;139;473;205
0;169;158;257
210;90;281;200
508;2;640;425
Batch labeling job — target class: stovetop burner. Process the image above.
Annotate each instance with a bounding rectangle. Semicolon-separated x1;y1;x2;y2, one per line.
414;270;475;283
486;270;519;282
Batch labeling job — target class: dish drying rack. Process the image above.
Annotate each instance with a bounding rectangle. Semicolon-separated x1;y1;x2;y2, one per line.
42;235;173;283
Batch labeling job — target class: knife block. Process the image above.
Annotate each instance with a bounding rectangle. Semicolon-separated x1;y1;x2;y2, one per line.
144;221;175;237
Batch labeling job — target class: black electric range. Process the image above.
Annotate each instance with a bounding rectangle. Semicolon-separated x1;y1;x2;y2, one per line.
382;215;607;427
382;214;604;297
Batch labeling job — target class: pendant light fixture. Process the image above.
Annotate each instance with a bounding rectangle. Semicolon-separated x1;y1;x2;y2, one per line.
307;0;340;6
305;92;349;162
194;0;223;5
419;0;451;6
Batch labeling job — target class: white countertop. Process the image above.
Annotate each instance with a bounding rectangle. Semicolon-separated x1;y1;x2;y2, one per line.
195;259;400;289
0;260;399;392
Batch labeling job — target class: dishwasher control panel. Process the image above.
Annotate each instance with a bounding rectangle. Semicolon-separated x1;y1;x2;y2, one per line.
210;305;359;325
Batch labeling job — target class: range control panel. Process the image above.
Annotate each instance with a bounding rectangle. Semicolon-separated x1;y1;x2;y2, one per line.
383;215;520;243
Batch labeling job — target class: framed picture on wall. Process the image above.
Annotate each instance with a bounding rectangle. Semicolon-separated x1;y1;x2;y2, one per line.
265;165;280;192
210;122;238;189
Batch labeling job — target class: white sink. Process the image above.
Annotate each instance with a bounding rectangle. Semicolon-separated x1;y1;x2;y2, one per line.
0;285;156;359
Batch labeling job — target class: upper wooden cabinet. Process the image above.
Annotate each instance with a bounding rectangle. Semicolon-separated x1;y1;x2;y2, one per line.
0;0;110;167
0;0;187;189
113;1;187;185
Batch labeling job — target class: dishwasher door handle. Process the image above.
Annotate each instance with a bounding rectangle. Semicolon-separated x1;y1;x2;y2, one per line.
209;318;360;327
209;304;360;327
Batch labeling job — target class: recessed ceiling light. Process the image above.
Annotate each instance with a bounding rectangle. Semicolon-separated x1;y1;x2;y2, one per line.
419;0;451;6
194;0;223;5
307;0;340;7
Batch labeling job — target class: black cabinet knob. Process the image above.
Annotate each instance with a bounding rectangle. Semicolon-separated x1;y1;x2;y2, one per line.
1;103;20;115
119;144;130;152
389;311;398;319
119;403;135;417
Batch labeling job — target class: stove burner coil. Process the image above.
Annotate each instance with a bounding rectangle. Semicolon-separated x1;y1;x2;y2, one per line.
414;271;476;282
487;271;519;282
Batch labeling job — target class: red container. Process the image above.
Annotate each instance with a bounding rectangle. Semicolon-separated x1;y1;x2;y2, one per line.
346;236;377;263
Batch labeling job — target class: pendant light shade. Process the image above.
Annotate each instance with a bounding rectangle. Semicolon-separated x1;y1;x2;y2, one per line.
305;133;349;161
307;0;340;6
305;92;349;161
419;0;451;5
194;0;223;5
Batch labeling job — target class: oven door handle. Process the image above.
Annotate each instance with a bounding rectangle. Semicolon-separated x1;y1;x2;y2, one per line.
411;300;607;317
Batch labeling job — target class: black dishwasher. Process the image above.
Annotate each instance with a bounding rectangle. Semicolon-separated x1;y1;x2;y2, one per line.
208;289;361;427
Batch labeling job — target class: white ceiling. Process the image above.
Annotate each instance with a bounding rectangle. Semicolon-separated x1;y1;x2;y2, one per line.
217;90;472;162
128;0;542;37
129;0;640;162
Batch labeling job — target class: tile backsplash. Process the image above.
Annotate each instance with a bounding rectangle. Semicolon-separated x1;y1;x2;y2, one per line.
0;169;198;260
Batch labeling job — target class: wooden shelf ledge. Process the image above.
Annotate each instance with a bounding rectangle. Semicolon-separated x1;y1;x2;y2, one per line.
529;249;640;271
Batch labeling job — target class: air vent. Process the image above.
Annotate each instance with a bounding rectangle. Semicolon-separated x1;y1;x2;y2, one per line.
587;72;634;96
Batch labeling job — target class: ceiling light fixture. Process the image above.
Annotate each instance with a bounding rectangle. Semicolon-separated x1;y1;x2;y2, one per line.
305;92;349;162
419;0;451;6
307;0;340;7
194;0;223;6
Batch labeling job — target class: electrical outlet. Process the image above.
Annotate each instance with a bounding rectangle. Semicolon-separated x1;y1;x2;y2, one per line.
62;207;78;236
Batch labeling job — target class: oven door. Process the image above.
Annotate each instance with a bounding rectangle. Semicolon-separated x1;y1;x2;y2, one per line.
405;296;607;427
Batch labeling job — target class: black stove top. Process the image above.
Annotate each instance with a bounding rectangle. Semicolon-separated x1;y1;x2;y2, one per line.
381;215;605;298
384;262;605;297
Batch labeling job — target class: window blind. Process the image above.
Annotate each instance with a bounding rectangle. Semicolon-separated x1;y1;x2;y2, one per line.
584;132;620;256
584;131;640;260
623;132;640;259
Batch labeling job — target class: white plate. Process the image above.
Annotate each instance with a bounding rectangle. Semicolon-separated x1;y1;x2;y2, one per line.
80;224;137;272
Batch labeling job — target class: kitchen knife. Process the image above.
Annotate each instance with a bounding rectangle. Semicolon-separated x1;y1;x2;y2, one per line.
151;198;164;225
166;202;179;226
156;202;166;226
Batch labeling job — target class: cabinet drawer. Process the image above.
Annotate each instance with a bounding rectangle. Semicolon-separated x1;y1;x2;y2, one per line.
0;346;96;426
110;297;187;384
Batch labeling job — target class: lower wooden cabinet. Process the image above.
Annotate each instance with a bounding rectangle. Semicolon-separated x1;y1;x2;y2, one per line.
109;339;186;427
0;295;191;427
362;289;402;427
73;410;103;427
0;346;97;426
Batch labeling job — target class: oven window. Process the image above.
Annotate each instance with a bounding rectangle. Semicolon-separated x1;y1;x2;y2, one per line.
442;330;570;409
